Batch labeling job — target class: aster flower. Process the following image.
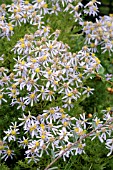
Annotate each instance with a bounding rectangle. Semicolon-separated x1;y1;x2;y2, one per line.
1;146;15;161
82;86;94;97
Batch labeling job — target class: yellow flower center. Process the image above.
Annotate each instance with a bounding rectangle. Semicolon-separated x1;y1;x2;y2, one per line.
0;95;3;99
87;87;91;92
65;65;70;69
23;139;28;145
48;70;52;75
37;0;42;2
41;135;46;139
48;91;53;95
96;58;100;64
42;55;47;60
0;145;4;150
21;43;25;48
25;1;29;4
60;108;64;113
67;93;73;97
9;26;13;31
20;38;24;43
11;89;16;94
96;119;100;126
74;127;79;132
31;58;37;63
12;84;16;89
54;81;58;85
7;149;12;156
1;16;4;20
11;130;16;135
30;124;37;132
30;93;35;99
49;109;55;114
90;43;96;48
35;68;40;73
61;114;66;119
78;143;83;149
23;14;27;18
92;53;95;57
35;141;39;147
53;6;57;10
42;3;48;8
79;73;82;78
49;45;53;49
44;28;47;32
63;122;69;127
40;123;45;130
21;60;26;65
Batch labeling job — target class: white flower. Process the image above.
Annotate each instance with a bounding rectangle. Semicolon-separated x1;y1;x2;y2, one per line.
82;86;94;97
1;147;15;161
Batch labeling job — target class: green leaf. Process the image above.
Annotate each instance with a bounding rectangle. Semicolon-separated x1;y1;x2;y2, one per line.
110;78;113;82
98;66;105;74
51;149;55;159
89;74;96;79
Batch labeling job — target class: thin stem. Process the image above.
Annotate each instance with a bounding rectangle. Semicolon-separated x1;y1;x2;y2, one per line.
96;73;113;86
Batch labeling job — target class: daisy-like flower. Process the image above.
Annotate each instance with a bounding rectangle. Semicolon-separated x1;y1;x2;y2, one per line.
100;127;111;141
26;154;39;163
90;130;104;143
26;119;39;138
24;91;38;107
84;0;101;16
62;91;77;104
1;146;15;161
75;142;86;155
11;97;26;111
59;82;72;94
18;111;36;128
73;126;86;139
3;125;19;142
57;127;73;143
7;87;19;99
43;107;61;122
50;2;61;15
46;90;55;101
82;86;94;97
92;117;103;128
18;136;30;149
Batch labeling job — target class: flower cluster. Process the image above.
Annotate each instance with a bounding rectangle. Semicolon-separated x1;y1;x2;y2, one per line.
0;26;101;110
81;15;113;55
83;0;101;17
1;107;113;163
0;0;101;40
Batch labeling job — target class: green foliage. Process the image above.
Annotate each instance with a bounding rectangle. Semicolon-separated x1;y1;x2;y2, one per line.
0;163;10;170
44;12;84;52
